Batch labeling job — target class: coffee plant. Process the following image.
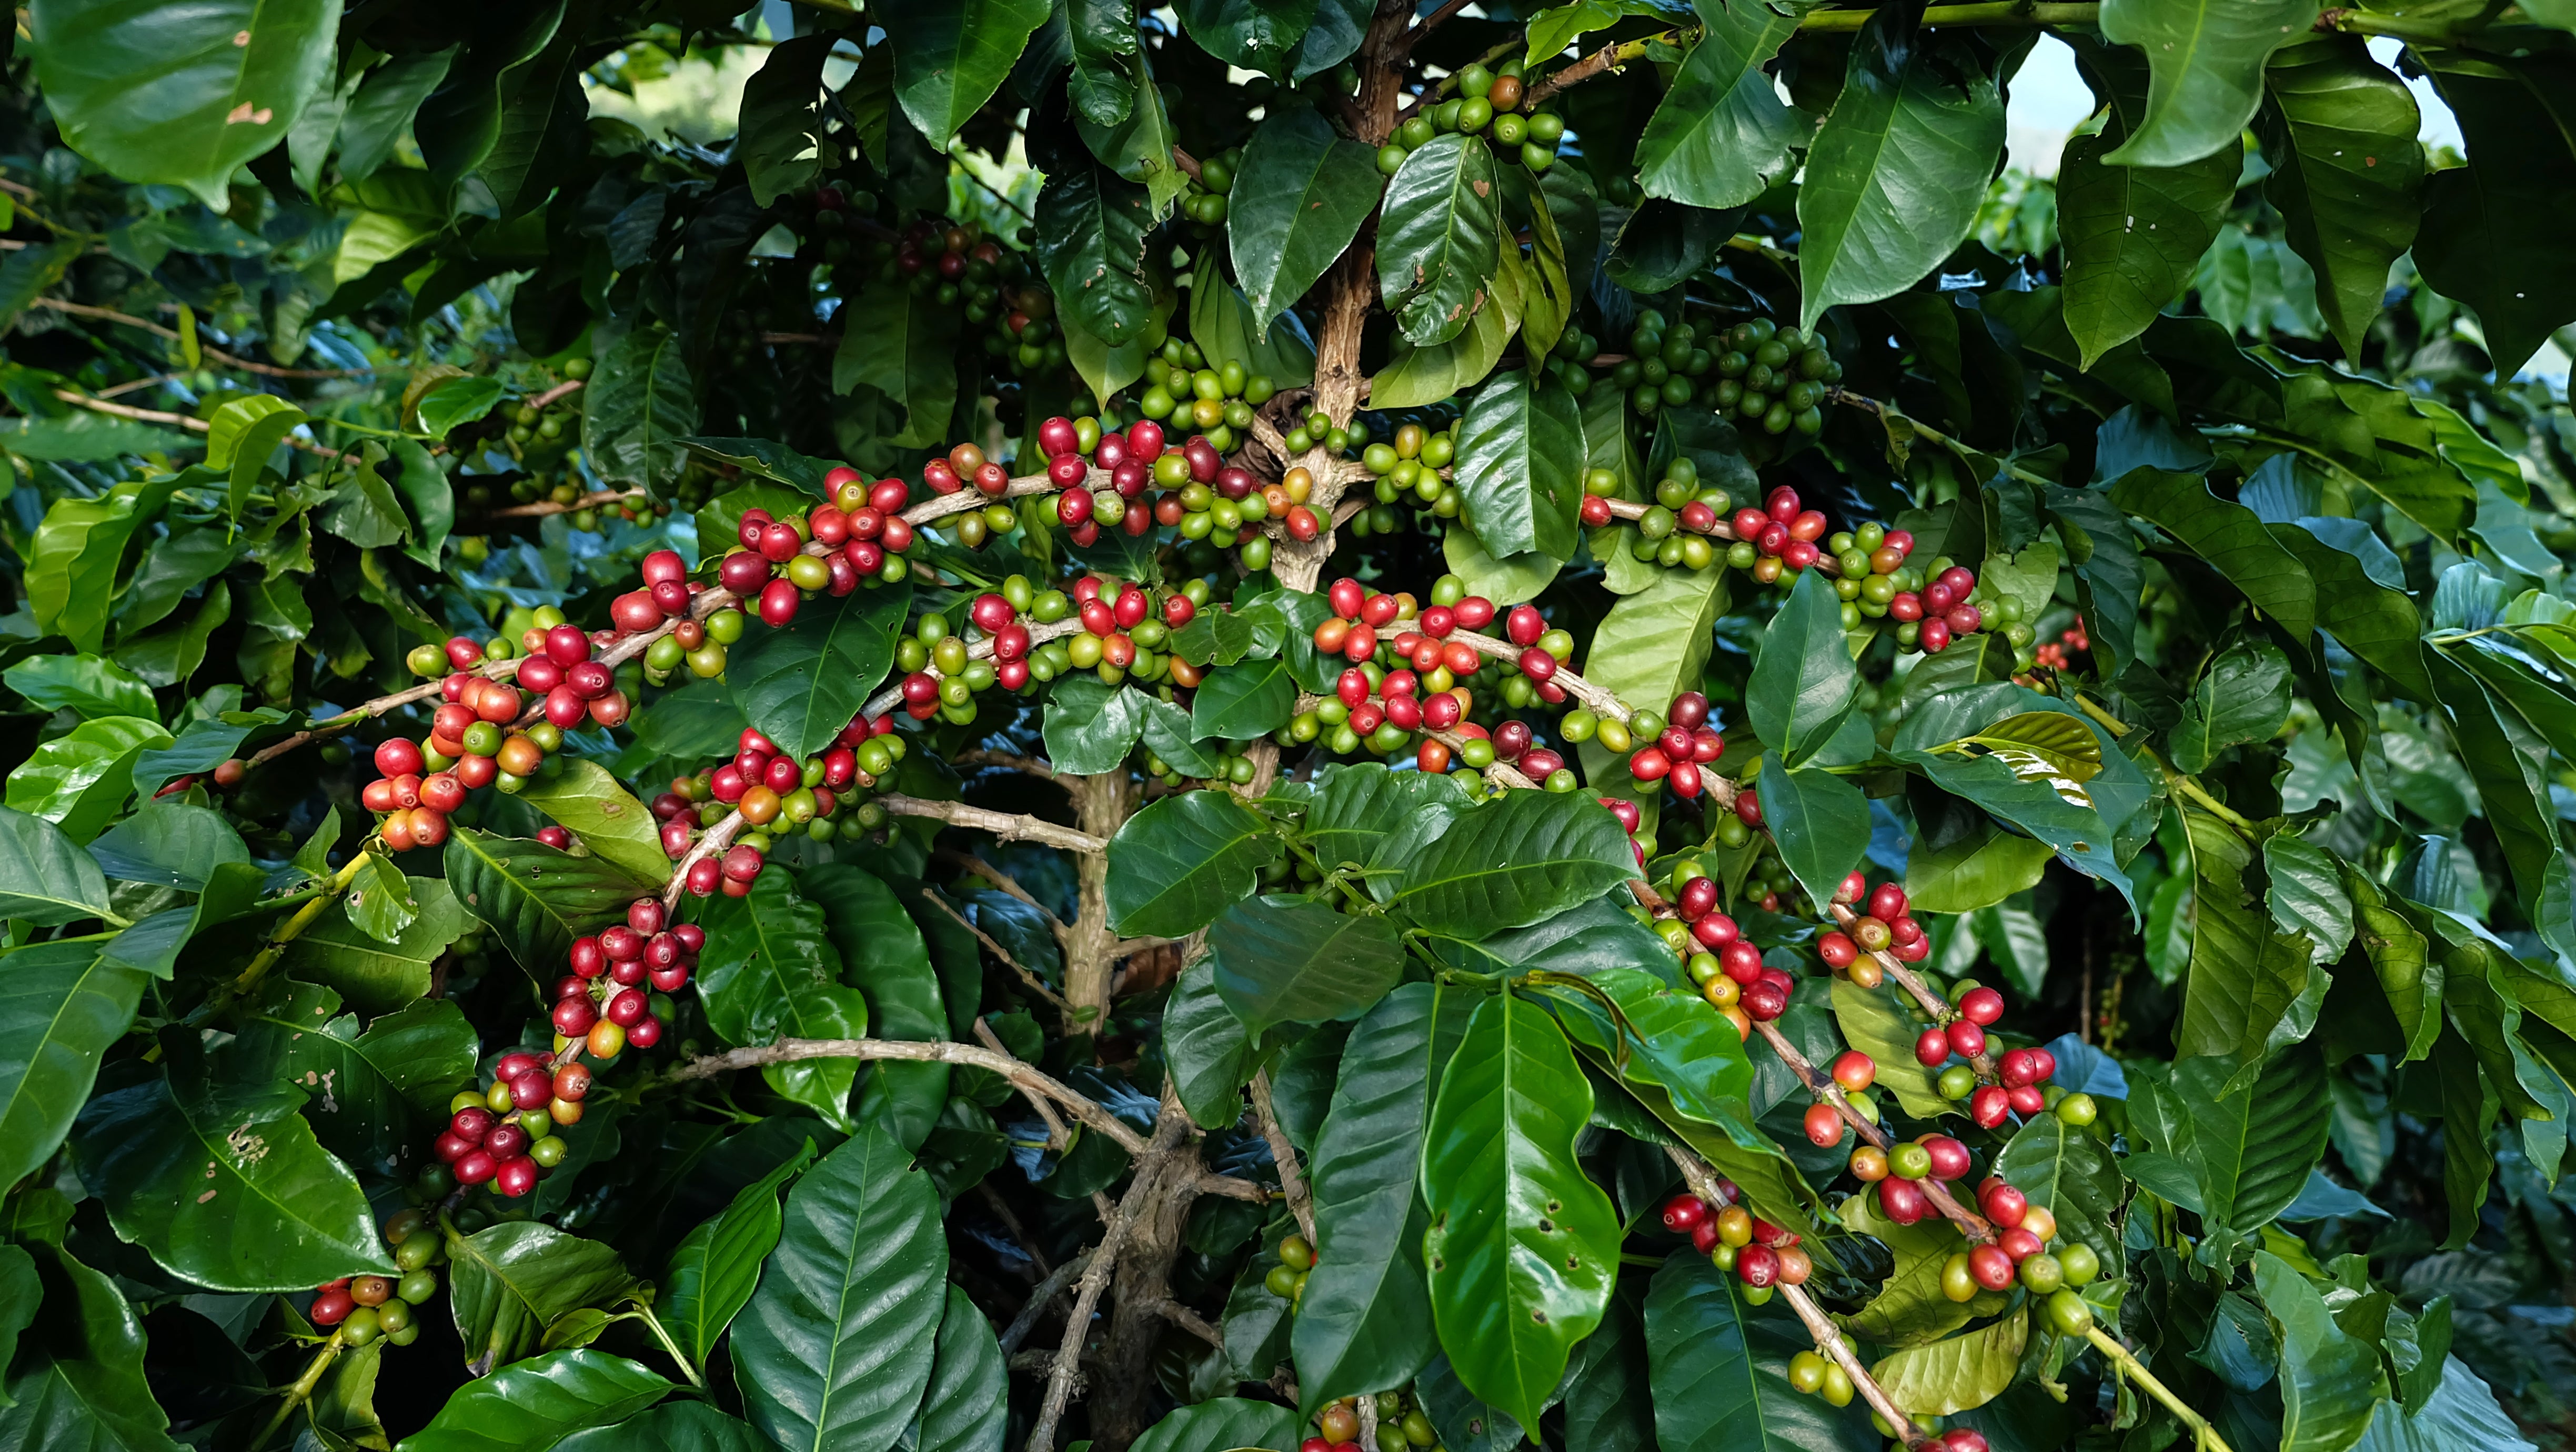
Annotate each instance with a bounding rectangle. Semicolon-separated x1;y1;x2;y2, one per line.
2;1;2573;1449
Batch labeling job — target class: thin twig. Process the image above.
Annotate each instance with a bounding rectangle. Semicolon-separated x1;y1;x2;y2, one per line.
978;1180;1055;1278
482;488;646;520
48;388;344;459
1392;0;1476;59
883;795;1106;854
1027;1110;1187;1450
35;298;379;378
1249;1070;1317;1246
1000;1250;1093;1353
939;849;1068;932
935;892;1073;1012
957;749;1061;782
975;1016;1073;1149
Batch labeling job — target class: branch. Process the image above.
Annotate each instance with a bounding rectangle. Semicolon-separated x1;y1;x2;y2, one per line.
1827;900;2001;1085
1028;1107;1191;1451
529;378;585;410
35;298;381;378
934;892;1073;1013
882;795;1106;854
480;488;644;521
1249;1070;1317;1246
1751;1016;1992;1243
2085;1324;2240;1452
1390;0;1475;58
956;749;1061;782
1140;1297;1224;1348
1527;28;1688;107
1001;1250;1093;1353
671;1036;1154;1151
938;849;1068;933
49;388;344;459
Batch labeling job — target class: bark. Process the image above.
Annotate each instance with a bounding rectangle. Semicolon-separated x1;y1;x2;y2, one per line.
1061;770;1141;1035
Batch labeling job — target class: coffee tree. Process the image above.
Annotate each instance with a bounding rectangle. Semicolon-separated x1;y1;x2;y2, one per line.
3;0;2572;1448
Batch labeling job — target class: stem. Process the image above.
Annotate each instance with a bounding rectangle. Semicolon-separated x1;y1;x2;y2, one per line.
879;795;1106;854
1249;1070;1318;1246
2071;693;2132;739
222;849;375;1003
2086;1324;2239;1452
34;297;379;378
632;1303;707;1389
2170;775;2258;835
248;1330;345;1451
1798;1;2102;31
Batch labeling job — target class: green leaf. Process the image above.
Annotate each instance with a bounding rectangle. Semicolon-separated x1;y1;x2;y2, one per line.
2262;35;2424;364
1140;695;1223;778
1368;250;1521;409
1043;677;1147;774
234;987;476;1171
2176;861;2317;1080
2412;53;2576;376
0;942;148;1191
556;1402;770;1452
0;1244;174;1451
394;1349;669;1452
1843;1188;2009;1348
1066;0;1138;125
445;1221;639;1373
2279;369;2479;544
281;875;466;1016
1562;1285;1658;1451
72;1039;393;1292
582;327;700;492
1037;162;1156;348
1192;657;1299;739
2257;1250;2389;1452
696;871;870;1131
1634;0;1805;209
917;1284;1009;1452
1643;1252;1876;1451
1993;1113;2125;1266
2171;639;2293;773
1301;763;1473;873
1130;1397;1300;1452
1443;520;1564;609
3;654;155;721
727;582;909;762
1210;894;1407;1038
1295;982;1477;1409
1795;18;2005;331
1226;107;1378;335
1186;246;1317;386
1757;758;1871;918
732;1125;948;1452
444;829;654;973
879;0;1049;144
2265;834;2354;964
1165;959;1259;1130
0;807;117;926
1749;568;1861;765
2269;523;2431;701
1576;566;1731;797
1422;993;1619;1431
5;717;173;845
2348;867;2439;1062
413;376;505;439
2097;0;2312;167
29;0;340;208
2057;61;2236;368
740;35;835;207
660;1142;814;1369
1453;369;1586;562
2111;468;2317;642
832;285;961;449
27;479;172;654
2428;651;2565;935
1870;1309;2027;1418
1906;821;2055;913
518;760;671;884
1833;976;1950;1121
1387;789;1637;938
1540;967;1756;1132
1104;790;1279;937
2177;1043;2333;1233
1377;134;1504;348
801;864;947;1151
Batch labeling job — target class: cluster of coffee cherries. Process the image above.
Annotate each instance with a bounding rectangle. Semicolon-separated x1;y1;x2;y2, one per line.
1820;880;1933;983
1380;60;1564;174
916;227;1076;386
2029;614;2090;673
548;897;693;1053
1175;148;1243;229
1661;1181;1815;1300
1262;1233;1316;1308
305;1208;445;1347
1663;871;1790;1039
367;629;617;851
431;1051;587;1198
1919;1025;2069;1132
720;470;926;629
662;723;902;890
1585;457;1734;573
1356;419;1460;527
1849;1123;1979;1228
1038;415;1202;550
1937;1179;2099;1304
1881;562;1994;657
1605;689;1726;799
1300;1388;1443;1452
1129;341;1275;457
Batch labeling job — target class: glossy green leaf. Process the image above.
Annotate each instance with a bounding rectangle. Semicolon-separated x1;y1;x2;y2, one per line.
1295;982;1476;1409
517;760;670;885
1643;1252;1876;1451
696;871;869;1131
0;941;147;1192
1367;249;1522;409
1562;1284;1658;1451
1757;757;1871;920
1377;134;1503;348
0;1243;174;1451
1832;976;1950;1121
2348;867;2439;1062
1421;993;1620;1430
2058;63;2235;368
660;1142;814;1368
581;327;700;492
1300;763;1472;873
234;986;476;1171
2171;639;2293;773
72;1039;393;1292
740;35;834;207
1796;18;2005;330
445;1221;639;1373
1750;568;1861;765
5;717;173;845
1166;959;1259;1131
727;584;909;761
1186;246;1316;386
556;1401;770;1452
1210;895;1406;1037
26;478;171;653
281;875;466;1016
732;1125;948;1452
2412;53;2576;376
2257;1250;2388;1452
1129;1397;1300;1452
1576;566;1731;796
1228;107;1380;333
2265;834;2354;964
1634;0;1805;209
801;864;946;1150
1043;677;1146;774
1192;657;1299;739
2097;0;2311;167
1843;1188;2008;1348
1453;368;1587;562
1870;1309;2026;1417
1906;821;2054;914
2270;523;2431;701
879;0;1049;145
1387;789;1637;938
2111;468;2318;641
1542;967;1756;1131
29;0;339;208
2262;35;2424;364
444;829;653;973
0;807;118;926
394;1349;669;1452
1036;162;1156;348
1104;790;1279;937
1992;1114;2125;1265
2178;1043;2333;1233
3;654;155;721
832;285;960;449
917;1284;1008;1452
